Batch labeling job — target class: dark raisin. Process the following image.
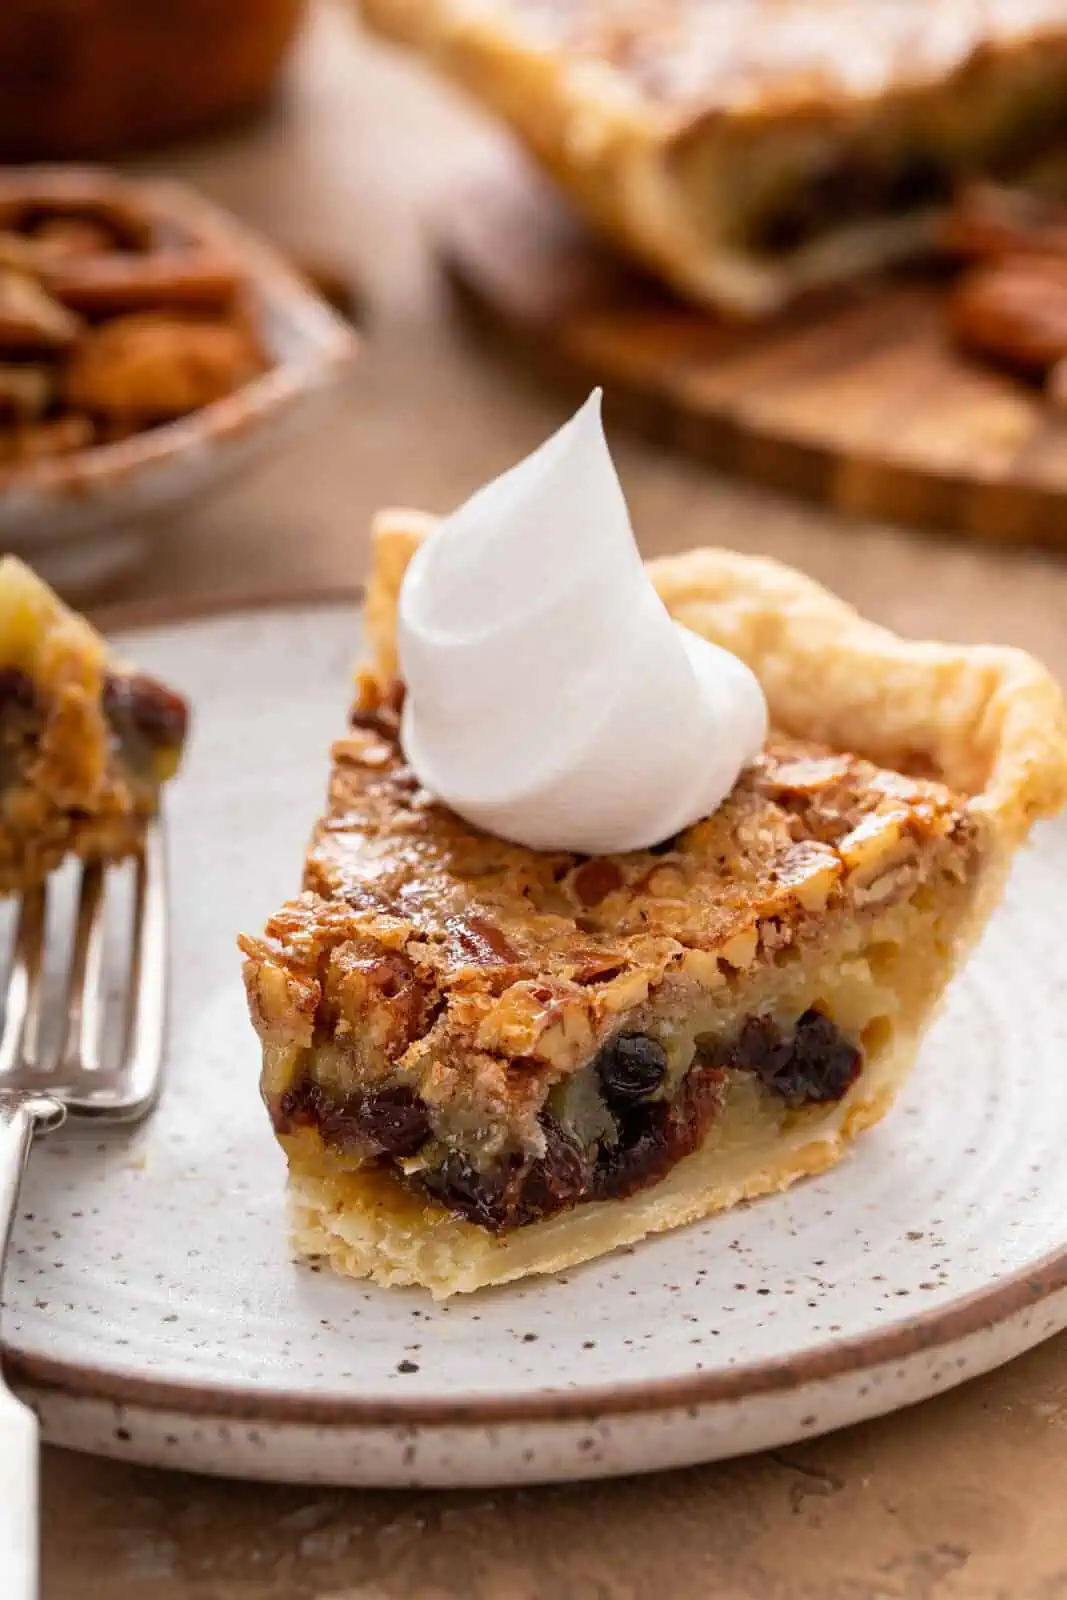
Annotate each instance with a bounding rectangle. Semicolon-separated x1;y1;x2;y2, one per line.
270;1077;430;1158
0;667;36;713
595;1058;726;1202
729;1016;792;1081
596;1033;668;1109
594;1099;674;1201
275;1082;308;1130
421;1153;511;1231
421;1117;589;1231
787;1011;862;1103
357;1087;431;1158
731;1010;861;1107
103;672;188;751
270;1074;324;1135
512;1117;589;1225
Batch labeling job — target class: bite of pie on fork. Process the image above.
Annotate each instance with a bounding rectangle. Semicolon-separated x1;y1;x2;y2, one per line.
0;559;187;1599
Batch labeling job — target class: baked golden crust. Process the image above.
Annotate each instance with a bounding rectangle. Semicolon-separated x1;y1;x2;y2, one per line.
240;509;1067;1292
355;0;1067;314
0;556;188;891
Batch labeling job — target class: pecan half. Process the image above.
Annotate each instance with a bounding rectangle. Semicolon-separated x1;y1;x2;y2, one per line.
63;312;266;421
939;184;1067;265
44;250;242;317
446;914;520;967
948;258;1067;377
0;268;81;353
30;217;120;260
0;192;154;253
572;858;623;908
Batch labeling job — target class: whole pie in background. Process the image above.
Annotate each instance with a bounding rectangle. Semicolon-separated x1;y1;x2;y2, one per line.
240;513;1067;1296
355;0;1067;315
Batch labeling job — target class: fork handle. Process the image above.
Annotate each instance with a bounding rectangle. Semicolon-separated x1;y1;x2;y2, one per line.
0;1093;64;1600
0;1388;37;1599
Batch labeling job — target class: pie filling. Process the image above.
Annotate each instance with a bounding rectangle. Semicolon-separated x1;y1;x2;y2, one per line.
743;149;951;258
261;832;982;1237
700;82;1067;264
0;664;187;797
271;1006;865;1232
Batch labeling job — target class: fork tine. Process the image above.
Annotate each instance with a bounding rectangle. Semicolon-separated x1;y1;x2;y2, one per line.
59;862;106;1074
0;888;46;1076
118;818;168;1120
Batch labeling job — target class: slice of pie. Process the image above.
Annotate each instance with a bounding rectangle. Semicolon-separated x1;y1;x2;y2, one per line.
355;0;1067;316
0;556;188;893
240;512;1067;1296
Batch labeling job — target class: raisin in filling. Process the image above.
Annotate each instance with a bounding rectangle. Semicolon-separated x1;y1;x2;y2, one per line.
0;665;187;793
422;1116;590;1231
273;1009;863;1234
103;671;188;781
724;1010;862;1108
275;1079;432;1159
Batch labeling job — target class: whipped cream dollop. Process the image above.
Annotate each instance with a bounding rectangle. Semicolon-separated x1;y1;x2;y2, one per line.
397;392;768;855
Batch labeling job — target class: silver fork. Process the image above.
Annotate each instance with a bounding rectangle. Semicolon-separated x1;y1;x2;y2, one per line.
0;820;168;1600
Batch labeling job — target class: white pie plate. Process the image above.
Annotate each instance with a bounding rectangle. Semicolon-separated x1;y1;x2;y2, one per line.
4;596;1067;1489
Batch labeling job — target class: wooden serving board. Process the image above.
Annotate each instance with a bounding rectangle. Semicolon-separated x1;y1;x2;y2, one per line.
435;150;1067;549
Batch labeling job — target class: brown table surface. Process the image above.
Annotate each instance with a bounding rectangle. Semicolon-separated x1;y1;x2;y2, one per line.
37;6;1067;1596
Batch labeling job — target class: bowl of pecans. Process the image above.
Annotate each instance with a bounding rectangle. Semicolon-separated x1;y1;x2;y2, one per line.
0;168;359;592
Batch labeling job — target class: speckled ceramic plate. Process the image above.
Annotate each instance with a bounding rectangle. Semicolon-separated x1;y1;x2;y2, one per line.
5;598;1067;1489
